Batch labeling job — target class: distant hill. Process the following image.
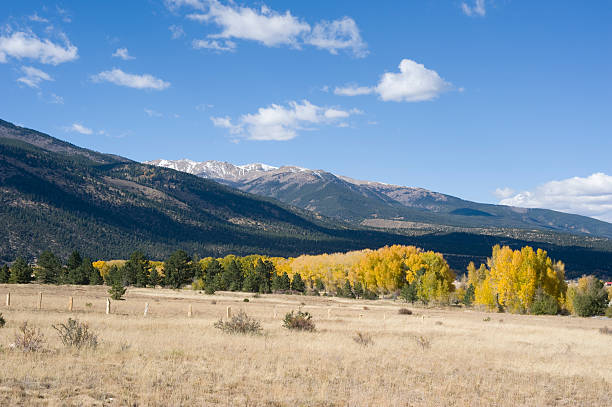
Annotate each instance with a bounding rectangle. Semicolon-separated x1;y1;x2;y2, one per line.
2;119;612;278
147;159;612;239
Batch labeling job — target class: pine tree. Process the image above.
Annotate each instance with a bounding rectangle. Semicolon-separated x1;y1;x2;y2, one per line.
291;273;306;293
339;280;355;298
9;257;33;284
0;265;9;283
400;282;418;303
353;281;364;298
226;260;243;291
279;272;291;291
463;284;475;306
204;259;224;293
149;267;161;288
89;264;103;285
36;250;62;284
315;278;325;292
66;251;83;271
163;250;195;289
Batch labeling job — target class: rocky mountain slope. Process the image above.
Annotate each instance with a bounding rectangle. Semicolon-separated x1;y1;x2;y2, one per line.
147;159;612;239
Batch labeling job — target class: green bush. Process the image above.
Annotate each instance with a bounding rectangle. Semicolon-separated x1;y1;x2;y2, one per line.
214;310;262;335
52;318;99;349
398;308;412;315
108;281;126;300
0;313;5;328
605;306;612;318
529;290;559;315
282;310;315;332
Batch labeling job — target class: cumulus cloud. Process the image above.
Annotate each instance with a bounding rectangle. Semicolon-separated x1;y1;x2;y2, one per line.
112;47;135;60
66;123;93;135
168;0;367;56
493;187;515;199
144;108;163;117
0;31;78;65
91;68;170;90
462;0;486;17
192;38;236;52
17;65;53;88
499;173;612;223
335;59;451;102
211;100;359;141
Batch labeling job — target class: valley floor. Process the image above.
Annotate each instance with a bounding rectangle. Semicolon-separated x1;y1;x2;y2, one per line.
0;284;611;406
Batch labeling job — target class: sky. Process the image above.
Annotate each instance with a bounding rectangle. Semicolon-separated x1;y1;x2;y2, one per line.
1;1;612;222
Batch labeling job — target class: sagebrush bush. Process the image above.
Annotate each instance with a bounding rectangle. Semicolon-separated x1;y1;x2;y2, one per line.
13;322;45;352
0;313;5;328
214;310;262;335
353;331;373;346
414;335;431;351
282;310;315;332
52;318;99;349
599;326;612;335
398;308;412;315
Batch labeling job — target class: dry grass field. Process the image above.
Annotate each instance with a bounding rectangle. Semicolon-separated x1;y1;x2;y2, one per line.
0;284;611;406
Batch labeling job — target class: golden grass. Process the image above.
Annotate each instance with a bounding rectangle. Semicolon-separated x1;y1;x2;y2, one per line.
0;283;611;406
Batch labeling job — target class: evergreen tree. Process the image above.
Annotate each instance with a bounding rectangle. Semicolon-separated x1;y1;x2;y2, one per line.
66;251;83;271
9;257;33;284
315;278;325;292
270;273;281;292
291;273;306;293
149;267;161;288
67;258;92;285
0;265;9;283
279;272;291;291
204;259;224;293
242;270;261;293
122;251;151;287
463;284;475;306
89;264;103;285
400;282;418;303
163;250;195;289
254;259;274;293
226;260;243;291
339;280;355;298
36;250;62;284
353;281;364;298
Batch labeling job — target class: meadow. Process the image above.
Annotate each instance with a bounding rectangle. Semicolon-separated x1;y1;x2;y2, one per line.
0;283;611;406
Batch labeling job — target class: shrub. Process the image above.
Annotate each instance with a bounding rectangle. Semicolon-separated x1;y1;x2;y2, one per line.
353;331;373;346
599;326;612;335
398;308;412;315
571;276;609;317
243;298;249;302
52;318;99;349
214;310;262;335
483;317;491;322
529;290;559;315
13;322;45;352
282;310;315;332
0;313;5;328
414;335;431;351
606;306;612;318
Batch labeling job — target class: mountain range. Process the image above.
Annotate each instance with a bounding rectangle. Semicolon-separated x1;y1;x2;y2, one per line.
146;159;612;239
2;118;612;278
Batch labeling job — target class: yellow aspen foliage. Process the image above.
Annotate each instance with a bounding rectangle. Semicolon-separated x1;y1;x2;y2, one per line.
474;276;497;310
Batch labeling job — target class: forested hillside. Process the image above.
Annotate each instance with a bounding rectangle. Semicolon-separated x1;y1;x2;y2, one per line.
2;119;612;278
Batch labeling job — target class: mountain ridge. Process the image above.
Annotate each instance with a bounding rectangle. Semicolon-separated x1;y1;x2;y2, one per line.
146;158;612;239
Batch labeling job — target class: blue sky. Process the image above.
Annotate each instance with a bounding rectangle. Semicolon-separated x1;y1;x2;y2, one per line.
1;1;612;221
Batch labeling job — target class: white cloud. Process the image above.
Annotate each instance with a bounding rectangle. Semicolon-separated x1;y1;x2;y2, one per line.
334;85;373;96
67;123;93;135
493;187;515;199
499;173;612;223
187;1;310;47
192;39;236;52
29;13;49;23
376;59;451;102
144;108;163;117
91;69;170;90
169;24;185;39
169;0;367;56
17;65;53;88
0;31;78;65
462;0;486;17
112;47;135;60
335;59;451;102
307;17;367;57
211;100;359;141
49;93;64;104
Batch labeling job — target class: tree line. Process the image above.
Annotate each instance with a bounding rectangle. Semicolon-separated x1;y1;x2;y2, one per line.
2;244;610;317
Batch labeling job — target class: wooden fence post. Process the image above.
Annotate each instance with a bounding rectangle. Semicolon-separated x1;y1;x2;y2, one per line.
188;304;193;317
226;306;232;319
144;302;149;317
273;306;277;319
106;298;111;314
327;308;331;319
38;292;42;310
68;296;73;312
6;292;10;307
